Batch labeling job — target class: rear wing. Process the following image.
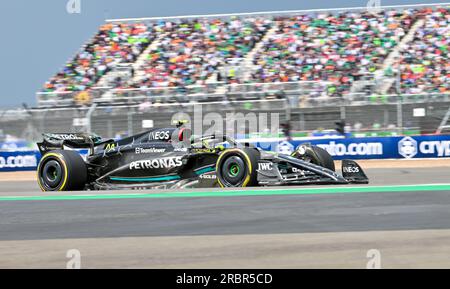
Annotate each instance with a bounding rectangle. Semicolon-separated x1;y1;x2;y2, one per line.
37;133;108;155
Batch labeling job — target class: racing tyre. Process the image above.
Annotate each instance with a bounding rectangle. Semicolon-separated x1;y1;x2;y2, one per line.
37;150;87;191
311;146;335;172
216;148;259;188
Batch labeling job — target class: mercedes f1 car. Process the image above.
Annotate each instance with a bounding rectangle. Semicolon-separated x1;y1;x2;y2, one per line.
36;125;368;191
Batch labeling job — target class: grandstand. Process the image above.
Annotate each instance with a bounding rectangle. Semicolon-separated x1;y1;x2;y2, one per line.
4;3;450;141
35;3;450;105
397;7;450;94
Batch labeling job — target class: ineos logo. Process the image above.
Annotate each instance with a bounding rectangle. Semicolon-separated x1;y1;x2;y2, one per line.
149;131;171;141
343;166;360;173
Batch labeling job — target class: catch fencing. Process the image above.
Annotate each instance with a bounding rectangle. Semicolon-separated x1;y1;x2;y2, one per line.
1;95;450;142
249;135;450;160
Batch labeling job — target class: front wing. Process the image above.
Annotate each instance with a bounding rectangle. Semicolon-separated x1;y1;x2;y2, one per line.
256;154;369;186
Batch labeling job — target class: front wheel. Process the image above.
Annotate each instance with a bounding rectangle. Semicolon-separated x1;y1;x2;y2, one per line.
37;150;87;191
310;146;335;172
292;144;335;172
216;148;259;188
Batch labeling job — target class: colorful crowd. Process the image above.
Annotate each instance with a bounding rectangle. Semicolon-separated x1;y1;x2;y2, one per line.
42;22;154;93
399;8;450;94
251;10;415;96
41;8;450;97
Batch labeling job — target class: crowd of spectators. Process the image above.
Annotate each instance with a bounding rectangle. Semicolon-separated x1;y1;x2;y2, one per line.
250;10;415;96
42;23;155;93
399;8;450;94
42;8;450;98
130;17;272;88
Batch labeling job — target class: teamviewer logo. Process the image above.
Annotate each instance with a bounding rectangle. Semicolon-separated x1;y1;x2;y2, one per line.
398;137;418;159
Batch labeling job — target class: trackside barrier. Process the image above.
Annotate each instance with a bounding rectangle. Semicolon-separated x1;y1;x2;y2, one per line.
2;135;450;172
247;135;450;160
0;151;40;172
0;150;89;172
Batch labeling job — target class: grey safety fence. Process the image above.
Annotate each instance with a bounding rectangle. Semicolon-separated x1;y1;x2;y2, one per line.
1;98;449;143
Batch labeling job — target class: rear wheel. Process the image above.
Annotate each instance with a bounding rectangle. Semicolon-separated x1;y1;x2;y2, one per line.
37;150;87;191
216;148;259;188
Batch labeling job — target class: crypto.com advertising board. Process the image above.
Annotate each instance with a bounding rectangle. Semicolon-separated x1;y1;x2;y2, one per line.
251;135;450;160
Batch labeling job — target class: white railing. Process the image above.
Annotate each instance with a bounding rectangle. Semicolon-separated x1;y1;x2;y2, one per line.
36;88;109;107
106;3;450;23
36;81;330;106
36;81;450;108
224;81;329;94
344;93;450;105
0;109;29;121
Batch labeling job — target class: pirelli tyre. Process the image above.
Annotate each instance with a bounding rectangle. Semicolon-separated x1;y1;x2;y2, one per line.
292;145;335;172
37;150;87;191
216;148;259;188
311;146;335;172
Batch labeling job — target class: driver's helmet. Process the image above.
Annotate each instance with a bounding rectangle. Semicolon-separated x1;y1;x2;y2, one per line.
291;144;308;158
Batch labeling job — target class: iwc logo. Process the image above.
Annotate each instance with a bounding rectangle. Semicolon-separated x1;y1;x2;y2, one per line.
398;137;418;159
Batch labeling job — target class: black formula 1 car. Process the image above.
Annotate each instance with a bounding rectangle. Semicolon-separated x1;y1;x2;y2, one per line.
36;125;368;191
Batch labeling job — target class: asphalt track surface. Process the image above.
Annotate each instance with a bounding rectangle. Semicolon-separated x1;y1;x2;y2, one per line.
1;167;450;268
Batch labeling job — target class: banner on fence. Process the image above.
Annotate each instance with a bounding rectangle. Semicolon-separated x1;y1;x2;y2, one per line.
0;150;89;172
0;151;40;172
248;135;450;160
